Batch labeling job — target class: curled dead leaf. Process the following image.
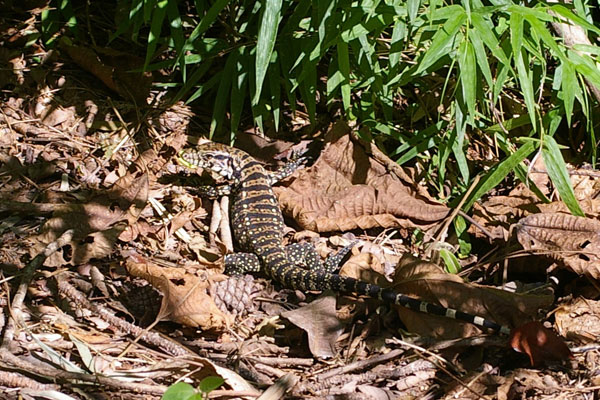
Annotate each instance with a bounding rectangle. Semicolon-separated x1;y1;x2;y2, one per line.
125;252;230;330
60;39;152;103
509;321;572;366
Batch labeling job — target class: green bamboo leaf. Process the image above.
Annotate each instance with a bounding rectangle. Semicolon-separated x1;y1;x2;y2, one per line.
109;0;143;43
188;0;231;43
469;28;493;88
415;7;466;74
507;5;553;21
209;52;237;137
165;1;183;51
542;136;584;216
453;101;469;182
186;72;221;104
458;39;476;123
509;11;523;55
166;1;185;76
524;14;567;63
569;51;600;89
59;0;78;32
298;62;317;123
493;134;550;203
174;60;212;103
408;0;421;23
571;44;600;55
485;115;531;133
470;12;510;65
550;4;600;35
514;48;537;129
268;52;281;131
230;50;248;136
492;61;510;106
143;0;157;24
561;61;577;125
389;19;406;70
463;141;537;211
144;0;168;70
396;136;438;165
253;0;282;105
337;40;352;117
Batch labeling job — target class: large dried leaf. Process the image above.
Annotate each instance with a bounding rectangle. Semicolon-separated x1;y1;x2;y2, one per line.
126;253;230;330
509;321;572;366
31;171;148;267
390;254;553;338
281;295;344;359
516;213;600;279
471;156;600;241
554;297;600;342
275;123;450;232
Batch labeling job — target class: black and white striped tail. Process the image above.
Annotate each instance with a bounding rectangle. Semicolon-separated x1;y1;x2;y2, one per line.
271;265;511;335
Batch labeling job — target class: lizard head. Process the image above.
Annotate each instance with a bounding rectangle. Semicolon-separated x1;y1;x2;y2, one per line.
177;143;239;181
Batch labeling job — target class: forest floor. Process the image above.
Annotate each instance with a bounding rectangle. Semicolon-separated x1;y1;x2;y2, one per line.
1;8;600;400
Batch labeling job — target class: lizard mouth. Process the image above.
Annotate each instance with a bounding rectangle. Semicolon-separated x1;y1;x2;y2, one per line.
176;149;202;170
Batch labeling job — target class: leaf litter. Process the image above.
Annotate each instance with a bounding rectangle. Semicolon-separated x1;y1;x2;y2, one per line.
0;25;597;400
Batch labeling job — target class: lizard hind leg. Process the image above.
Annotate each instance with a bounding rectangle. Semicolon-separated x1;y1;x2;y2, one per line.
224;252;262;276
323;240;358;274
286;240;357;274
223;241;357;276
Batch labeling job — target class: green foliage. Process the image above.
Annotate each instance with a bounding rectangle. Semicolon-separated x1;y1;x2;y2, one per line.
53;0;599;211
41;0;79;45
162;377;224;400
439;248;461;274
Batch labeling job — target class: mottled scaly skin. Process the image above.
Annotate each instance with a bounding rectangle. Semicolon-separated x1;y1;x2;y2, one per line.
178;142;511;335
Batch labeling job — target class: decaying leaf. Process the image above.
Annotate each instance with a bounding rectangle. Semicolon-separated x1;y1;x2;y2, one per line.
470;156;600;241
509;321;572;366
31;172;148;267
275;123;450;232
340;252;389;287
554;297;600;342
126;253;231;330
281;295;345;358
390;254;554;338
516;213;600;279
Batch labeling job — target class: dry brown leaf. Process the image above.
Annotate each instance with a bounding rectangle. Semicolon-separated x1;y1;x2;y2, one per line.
275;123;450;232
554;297;600;342
509;321;572;366
390;254;553;338
126;253;230;330
31;172;149;266
340;252;389;287
516;213;600;278
470;157;600;241
281;295;345;358
537;198;600;217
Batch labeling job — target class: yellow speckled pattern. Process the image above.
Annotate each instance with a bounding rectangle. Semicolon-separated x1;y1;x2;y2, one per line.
178;142;511;335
